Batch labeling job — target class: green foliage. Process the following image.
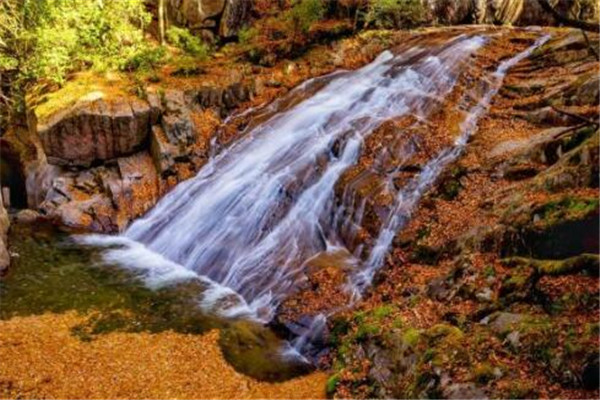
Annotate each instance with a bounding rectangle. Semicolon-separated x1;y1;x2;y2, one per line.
288;0;326;33
0;0;155;114
365;0;425;29
238;26;259;45
373;305;394;319
166;26;209;58
120;46;166;72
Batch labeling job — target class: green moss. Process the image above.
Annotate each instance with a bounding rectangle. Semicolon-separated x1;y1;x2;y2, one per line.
536;196;599;226
392;317;404;329
510;316;558;363
326;374;340;396
355;322;381;341
427;324;464;341
503;254;599;277
585;322;600;337
402;328;421;347
483;265;496;278
473;362;495;384
373;305;394;320
329;317;351;347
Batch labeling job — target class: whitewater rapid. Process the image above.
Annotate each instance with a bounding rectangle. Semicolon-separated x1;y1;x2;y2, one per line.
80;32;549;329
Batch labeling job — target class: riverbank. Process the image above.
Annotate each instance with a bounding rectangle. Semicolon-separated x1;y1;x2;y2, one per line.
0;311;327;399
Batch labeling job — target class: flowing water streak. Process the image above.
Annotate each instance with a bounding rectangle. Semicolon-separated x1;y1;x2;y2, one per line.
288;33;551;356
81;34;490;321
349;33;552;296
83;35;552;326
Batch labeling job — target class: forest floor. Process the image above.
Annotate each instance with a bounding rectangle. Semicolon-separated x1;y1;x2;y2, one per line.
0;312;327;399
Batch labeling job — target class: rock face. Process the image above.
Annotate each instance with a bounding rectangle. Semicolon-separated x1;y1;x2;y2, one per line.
38;97;159;167
0;198;9;273
219;0;251;38
25;79;256;232
39;152;161;232
424;0;599;26
168;0;226;28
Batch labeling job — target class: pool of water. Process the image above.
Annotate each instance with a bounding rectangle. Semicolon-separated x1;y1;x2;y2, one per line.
0;221;312;382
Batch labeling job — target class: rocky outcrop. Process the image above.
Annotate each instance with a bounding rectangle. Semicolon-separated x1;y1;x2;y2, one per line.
39;152;161;232
26;78;256;231
150;0;250;40
424;0;599;26
38;96;159;167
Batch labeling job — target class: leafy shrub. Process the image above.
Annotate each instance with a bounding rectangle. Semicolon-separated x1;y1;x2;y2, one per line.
288;0;326;34
120;46;166;72
1;0;153;86
166;26;209;59
365;0;425;29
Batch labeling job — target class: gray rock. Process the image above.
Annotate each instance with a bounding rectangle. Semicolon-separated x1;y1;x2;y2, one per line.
476;287;494;302
167;0;225;27
150;125;180;175
443;383;488;400
506;330;521;348
486;312;526;334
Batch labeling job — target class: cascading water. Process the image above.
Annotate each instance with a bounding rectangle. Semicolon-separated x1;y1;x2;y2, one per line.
81;32;550;354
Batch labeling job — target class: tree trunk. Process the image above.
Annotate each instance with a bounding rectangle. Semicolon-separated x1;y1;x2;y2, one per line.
158;0;166;45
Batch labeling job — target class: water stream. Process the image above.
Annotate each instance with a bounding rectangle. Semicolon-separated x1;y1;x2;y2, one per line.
68;31;550;361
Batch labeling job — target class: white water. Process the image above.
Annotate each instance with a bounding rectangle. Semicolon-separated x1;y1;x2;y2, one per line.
80;33;549;333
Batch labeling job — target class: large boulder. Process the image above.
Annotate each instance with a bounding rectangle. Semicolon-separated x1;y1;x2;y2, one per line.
37;96;158;167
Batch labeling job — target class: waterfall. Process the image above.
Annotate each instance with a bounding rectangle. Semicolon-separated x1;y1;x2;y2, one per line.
80;33;549;331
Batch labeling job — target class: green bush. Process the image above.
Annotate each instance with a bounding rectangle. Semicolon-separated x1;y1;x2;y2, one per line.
288;0;326;34
1;0;153;86
120;46;166;72
366;0;425;29
166;26;209;59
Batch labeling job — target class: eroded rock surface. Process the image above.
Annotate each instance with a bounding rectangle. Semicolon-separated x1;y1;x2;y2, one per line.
38;96;158;167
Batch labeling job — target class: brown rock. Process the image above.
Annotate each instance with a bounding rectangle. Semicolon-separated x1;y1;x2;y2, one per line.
39;153;160;233
150;125;180;175
168;0;225;27
38;97;154;167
